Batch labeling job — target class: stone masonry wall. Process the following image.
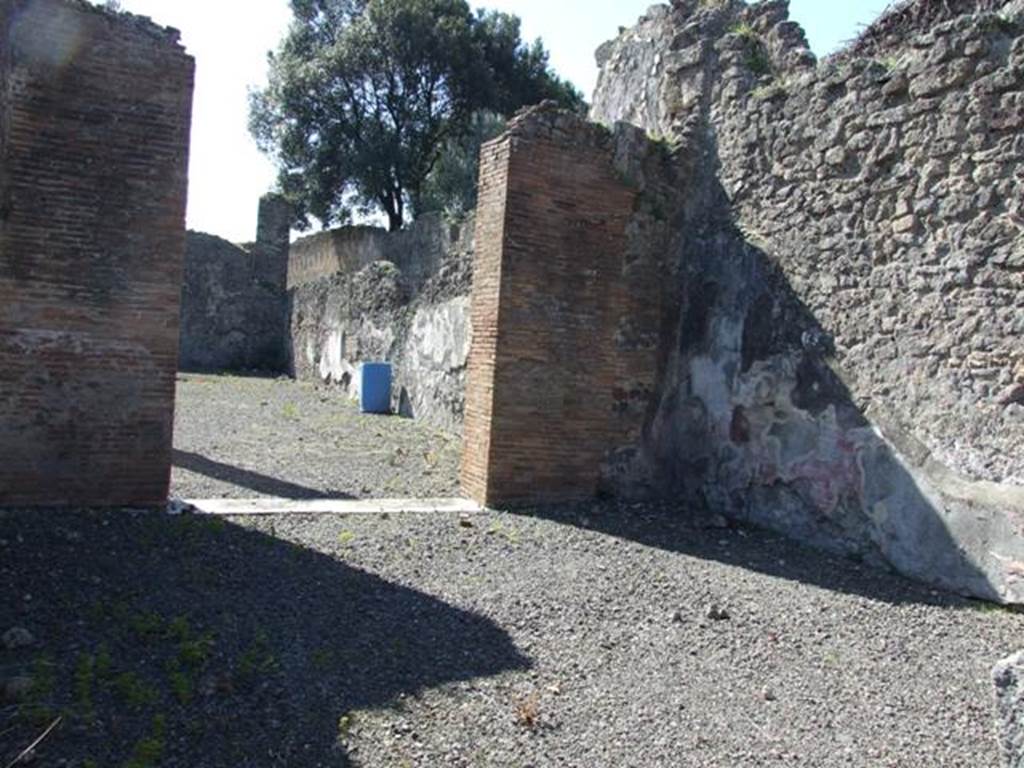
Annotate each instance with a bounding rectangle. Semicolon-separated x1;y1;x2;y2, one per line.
460;104;683;507
289;212;475;433
287;225;389;289
179;195;291;372
591;0;1024;602
288;212;466;291
0;0;193;506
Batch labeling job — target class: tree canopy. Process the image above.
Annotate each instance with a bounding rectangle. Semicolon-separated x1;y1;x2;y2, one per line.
250;0;585;231
416;109;506;218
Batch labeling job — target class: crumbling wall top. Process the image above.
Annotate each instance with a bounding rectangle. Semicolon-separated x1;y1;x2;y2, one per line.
8;0;188;51
842;0;1024;59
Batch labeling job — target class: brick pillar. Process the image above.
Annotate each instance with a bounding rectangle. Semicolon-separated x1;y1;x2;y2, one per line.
0;0;194;506
460;108;642;507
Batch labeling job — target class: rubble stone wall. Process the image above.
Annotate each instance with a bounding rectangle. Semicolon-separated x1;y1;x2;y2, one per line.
179;195;291;372
590;0;1024;602
289;213;475;434
0;0;193;506
288;212;467;291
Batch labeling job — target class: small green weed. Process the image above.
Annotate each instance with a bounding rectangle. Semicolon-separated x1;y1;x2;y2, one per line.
237;631;277;683
19;655;57;727
74;653;96;723
282;402;299;420
166;663;194;705
96;643;114;679
124;714;167;768
729;22;772;76
879;55;900;72
202;515;227;535
337;530;356;547
129;611;163;641
730;21;758;39
178;633;214;668
337;712;355;741
115;672;158;709
167;615;191;643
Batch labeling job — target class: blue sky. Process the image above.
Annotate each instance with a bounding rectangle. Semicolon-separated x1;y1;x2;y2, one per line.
116;0;888;241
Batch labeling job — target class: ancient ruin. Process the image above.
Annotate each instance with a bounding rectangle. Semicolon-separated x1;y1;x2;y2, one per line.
2;0;1024;764
288;212;474;433
170;0;1024;607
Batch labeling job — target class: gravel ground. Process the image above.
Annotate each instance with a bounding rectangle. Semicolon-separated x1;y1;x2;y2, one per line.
171;373;462;500
1;502;1020;767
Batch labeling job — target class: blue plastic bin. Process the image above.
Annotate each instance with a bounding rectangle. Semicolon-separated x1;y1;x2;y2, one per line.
359;362;392;414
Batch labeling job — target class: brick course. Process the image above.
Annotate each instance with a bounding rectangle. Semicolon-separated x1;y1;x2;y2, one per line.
0;0;194;506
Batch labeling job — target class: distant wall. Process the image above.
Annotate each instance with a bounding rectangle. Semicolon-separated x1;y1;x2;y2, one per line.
288;212;467;291
179;195;291;372
289;212;474;433
288;226;390;289
460;105;682;506
0;0;193;506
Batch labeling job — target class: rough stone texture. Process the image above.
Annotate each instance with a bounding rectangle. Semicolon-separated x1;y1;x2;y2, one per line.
460;103;683;507
995;651;1024;767
0;0;193;506
178;195;291;372
289;212;474;434
589;0;1024;602
288;211;469;291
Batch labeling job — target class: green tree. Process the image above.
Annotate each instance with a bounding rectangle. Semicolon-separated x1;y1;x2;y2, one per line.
416;109;506;217
250;0;584;231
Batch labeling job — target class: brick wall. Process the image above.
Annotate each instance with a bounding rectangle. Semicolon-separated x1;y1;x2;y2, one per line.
459;138;510;503
461;106;677;507
0;0;194;506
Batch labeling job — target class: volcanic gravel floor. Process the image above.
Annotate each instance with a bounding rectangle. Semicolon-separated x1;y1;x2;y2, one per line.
170;373;462;500
1;502;1020;767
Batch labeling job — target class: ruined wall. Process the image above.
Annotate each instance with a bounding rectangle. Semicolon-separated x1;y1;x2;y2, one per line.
460;105;683;507
179;195;291;372
289;212;474;433
0;0;193;506
288;225;389;289
288;212;465;290
591;0;1024;602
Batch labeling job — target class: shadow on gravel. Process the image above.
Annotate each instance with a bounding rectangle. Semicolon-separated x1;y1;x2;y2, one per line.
512;501;979;609
172;449;354;500
0;509;529;767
